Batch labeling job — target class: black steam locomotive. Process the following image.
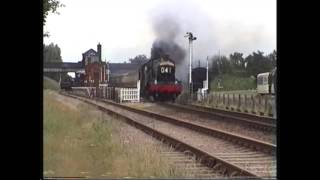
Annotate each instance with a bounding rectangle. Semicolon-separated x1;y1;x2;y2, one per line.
60;77;73;90
139;54;182;101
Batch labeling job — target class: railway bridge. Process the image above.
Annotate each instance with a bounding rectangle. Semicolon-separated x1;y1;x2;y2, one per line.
43;62;84;73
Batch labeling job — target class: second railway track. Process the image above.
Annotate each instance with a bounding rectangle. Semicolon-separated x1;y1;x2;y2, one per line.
178;103;277;127
138;102;276;144
61;92;277;178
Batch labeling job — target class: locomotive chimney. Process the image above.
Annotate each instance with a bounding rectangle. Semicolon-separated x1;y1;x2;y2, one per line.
97;43;101;62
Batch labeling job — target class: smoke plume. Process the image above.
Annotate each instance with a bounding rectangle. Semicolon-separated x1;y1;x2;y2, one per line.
150;17;186;65
148;0;275;83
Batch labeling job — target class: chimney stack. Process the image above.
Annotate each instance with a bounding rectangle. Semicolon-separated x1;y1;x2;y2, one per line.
97;43;101;62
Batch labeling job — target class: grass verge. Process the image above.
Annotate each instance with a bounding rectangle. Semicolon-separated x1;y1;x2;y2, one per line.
43;77;60;91
43;90;185;178
211;74;256;91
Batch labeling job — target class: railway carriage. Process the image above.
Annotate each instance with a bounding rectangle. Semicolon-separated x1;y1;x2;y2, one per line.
257;68;276;95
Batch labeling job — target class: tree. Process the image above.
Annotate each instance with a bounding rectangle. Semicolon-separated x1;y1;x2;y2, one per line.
129;54;148;64
43;43;62;63
43;0;64;36
229;52;245;70
209;55;220;78
267;50;277;68
43;43;65;81
245;50;273;77
219;56;232;74
209;55;232;76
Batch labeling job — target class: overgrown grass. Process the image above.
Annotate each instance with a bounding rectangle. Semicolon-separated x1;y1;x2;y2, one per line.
43;90;185;178
43;77;60;90
211;74;256;91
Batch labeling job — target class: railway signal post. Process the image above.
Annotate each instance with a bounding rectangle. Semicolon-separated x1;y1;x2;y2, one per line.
185;32;197;95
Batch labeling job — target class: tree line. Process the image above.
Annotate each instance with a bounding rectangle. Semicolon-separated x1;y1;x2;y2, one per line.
128;50;276;81
43;43;62;63
43;43;68;81
209;50;276;80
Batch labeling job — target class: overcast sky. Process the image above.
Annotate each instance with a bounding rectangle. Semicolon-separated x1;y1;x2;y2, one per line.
44;0;276;63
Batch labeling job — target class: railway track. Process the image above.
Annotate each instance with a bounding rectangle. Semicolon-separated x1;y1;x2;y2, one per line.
141;103;275;144
159;151;222;178
187;103;276;126
163;103;276;132
61;92;276;178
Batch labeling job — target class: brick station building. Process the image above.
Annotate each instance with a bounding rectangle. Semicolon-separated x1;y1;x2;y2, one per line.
81;43;107;87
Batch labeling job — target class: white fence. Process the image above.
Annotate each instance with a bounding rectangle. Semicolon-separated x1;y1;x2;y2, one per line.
69;81;140;103
178;90;276;118
117;88;140;103
201;91;276;118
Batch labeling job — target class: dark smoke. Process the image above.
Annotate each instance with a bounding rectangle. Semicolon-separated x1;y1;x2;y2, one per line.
148;0;275;84
150;17;186;65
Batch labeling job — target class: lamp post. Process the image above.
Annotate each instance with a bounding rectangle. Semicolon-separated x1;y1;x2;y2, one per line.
184;32;197;94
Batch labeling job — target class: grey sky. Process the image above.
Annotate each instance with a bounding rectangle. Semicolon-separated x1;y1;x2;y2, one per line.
44;0;276;63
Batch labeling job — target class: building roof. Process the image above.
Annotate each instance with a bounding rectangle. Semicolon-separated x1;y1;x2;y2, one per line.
82;49;98;56
108;63;142;75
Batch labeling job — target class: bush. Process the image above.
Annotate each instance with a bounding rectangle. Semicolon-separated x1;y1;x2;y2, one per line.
210;74;256;91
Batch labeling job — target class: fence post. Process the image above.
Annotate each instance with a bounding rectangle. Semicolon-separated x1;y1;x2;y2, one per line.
272;95;276;118
244;94;248;113
222;94;225;108
226;94;229;110
120;89;123;103
259;95;264;116
212;93;215;108
211;93;214;107
237;94;241;112
265;95;269;116
251;94;256;114
216;93;219;108
266;95;271;117
230;94;234;111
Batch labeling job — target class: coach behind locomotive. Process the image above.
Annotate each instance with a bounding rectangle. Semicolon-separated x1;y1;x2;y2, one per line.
139;55;182;101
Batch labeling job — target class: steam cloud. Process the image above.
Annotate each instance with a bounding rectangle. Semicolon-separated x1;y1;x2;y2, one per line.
148;0;275;83
150;17;186;65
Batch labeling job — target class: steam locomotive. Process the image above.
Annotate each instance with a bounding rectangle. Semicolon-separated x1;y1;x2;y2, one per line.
139;55;182;101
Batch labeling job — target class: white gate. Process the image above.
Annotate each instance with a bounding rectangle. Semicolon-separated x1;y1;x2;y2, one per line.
118;88;140;103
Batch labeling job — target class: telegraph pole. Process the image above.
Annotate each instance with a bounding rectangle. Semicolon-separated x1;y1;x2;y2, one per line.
206;56;209;90
184;32;197;94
